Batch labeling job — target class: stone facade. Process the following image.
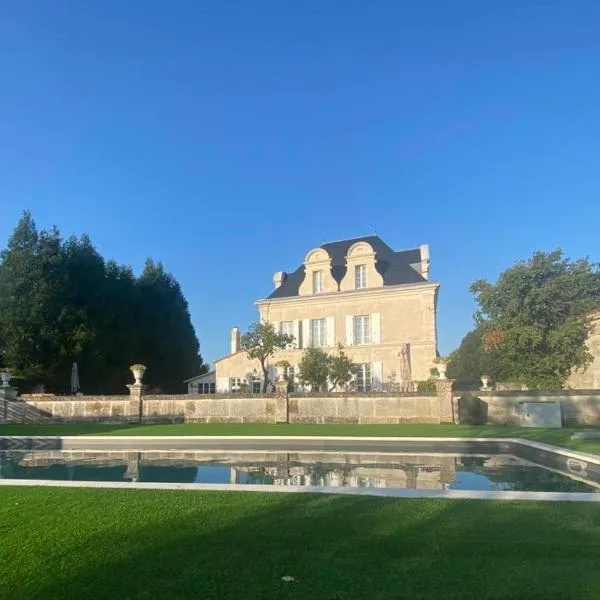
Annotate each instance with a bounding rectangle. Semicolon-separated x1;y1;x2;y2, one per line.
214;237;439;393
567;310;600;389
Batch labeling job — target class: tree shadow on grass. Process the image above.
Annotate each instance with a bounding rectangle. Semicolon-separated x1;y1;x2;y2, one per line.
3;489;600;600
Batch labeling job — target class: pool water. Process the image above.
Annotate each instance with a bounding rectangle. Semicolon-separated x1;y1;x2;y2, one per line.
1;450;597;493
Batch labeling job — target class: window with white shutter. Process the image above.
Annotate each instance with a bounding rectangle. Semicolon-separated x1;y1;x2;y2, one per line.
371;313;381;344
356;364;372;392
310;319;326;347
326;317;335;347
345;315;354;345
371;361;383;391
353;315;371;345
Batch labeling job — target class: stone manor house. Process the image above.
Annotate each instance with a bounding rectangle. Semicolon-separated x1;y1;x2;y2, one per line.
187;236;439;394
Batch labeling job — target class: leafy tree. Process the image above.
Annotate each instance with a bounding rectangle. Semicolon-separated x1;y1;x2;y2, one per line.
471;249;600;389
298;347;330;392
240;322;293;392
327;345;357;391
446;328;495;389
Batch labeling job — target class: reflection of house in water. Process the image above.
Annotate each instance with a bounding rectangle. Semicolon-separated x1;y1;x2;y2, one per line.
1;450;461;489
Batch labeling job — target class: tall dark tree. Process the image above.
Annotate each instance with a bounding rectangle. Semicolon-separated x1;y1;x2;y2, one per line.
134;259;201;392
0;212;204;393
0;211;49;380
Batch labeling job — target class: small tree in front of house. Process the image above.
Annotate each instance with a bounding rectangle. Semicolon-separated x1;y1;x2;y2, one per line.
327;344;357;391
240;322;294;392
298;347;330;392
298;345;357;392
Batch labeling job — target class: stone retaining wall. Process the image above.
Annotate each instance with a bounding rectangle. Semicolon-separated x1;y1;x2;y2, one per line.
456;390;600;426
288;393;439;424
3;387;600;426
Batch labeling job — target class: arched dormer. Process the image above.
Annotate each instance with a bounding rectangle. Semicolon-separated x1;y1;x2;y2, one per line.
298;248;338;296
339;241;384;291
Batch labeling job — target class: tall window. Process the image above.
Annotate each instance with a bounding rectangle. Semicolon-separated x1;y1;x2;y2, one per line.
355;264;367;289
312;270;324;293
198;382;215;394
353;315;371;345
356;364;372;392
251;376;261;394
280;321;295;343
311;318;326;347
230;378;242;392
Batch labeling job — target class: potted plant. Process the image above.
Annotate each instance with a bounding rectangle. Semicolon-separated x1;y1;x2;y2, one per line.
434;356;448;380
129;364;147;385
480;375;491;391
275;360;290;381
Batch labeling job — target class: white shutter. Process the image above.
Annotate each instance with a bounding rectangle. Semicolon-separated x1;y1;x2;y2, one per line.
371;313;381;344
293;320;300;348
371;362;383;391
302;319;311;348
272;321;279;334
326;317;335;347
216;377;230;393
345;315;354;346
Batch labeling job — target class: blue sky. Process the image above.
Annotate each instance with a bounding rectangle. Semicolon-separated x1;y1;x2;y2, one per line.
1;1;599;367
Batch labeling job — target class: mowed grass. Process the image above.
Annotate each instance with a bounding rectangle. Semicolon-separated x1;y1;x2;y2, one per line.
0;487;599;600
2;422;600;455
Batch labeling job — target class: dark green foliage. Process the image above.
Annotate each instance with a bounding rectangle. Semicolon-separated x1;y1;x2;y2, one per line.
0;212;203;393
470;249;600;389
416;379;436;393
446;328;495;389
298;347;331;391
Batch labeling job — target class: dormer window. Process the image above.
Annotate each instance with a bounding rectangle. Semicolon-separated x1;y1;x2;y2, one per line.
355;264;367;289
313;270;324;293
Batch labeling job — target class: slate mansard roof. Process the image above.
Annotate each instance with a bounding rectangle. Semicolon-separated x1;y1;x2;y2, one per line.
267;236;427;299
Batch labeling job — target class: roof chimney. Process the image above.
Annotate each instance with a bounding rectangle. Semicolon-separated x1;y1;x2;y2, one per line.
420;244;430;280
273;271;286;288
230;327;240;354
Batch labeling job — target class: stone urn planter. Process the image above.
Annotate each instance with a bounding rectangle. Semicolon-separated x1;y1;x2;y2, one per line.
480;375;491;391
130;364;147;386
275;360;290;382
0;371;11;388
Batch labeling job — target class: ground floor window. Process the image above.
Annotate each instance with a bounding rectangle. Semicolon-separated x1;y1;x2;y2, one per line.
198;382;215;394
356;363;372;392
230;378;242;392
251;377;262;394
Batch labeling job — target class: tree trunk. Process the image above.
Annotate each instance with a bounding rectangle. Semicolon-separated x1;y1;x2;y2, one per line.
261;361;269;393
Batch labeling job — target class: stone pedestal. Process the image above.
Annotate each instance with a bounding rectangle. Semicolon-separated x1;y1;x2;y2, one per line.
126;384;145;423
275;379;289;424
0;386;18;423
436;379;455;424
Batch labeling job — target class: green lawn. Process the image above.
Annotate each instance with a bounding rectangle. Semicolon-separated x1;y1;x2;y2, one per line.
0;487;598;600
1;422;600;455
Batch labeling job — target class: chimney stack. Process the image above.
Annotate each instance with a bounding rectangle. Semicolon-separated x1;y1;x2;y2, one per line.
273;271;286;289
230;327;240;355
420;244;430;280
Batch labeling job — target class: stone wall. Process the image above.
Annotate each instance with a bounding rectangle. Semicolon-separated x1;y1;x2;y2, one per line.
1;391;441;425
288;393;439;424
3;395;136;423
5;387;600;426
456;390;600;426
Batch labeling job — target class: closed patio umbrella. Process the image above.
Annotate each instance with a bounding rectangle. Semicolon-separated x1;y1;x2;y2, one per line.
70;362;80;395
